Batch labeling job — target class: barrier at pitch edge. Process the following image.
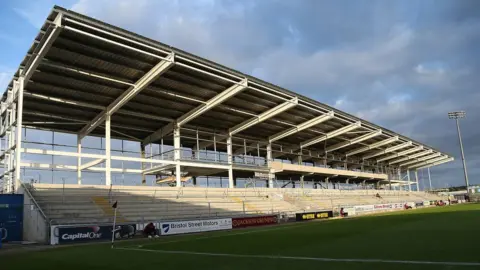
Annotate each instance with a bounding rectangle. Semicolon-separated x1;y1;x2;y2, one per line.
160;218;232;236
295;211;333;221
50;224;136;245
353;202;417;214
232;215;278;229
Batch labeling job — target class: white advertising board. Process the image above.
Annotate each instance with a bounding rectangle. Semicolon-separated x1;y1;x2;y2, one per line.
354;205;375;212
160;218;232;236
343;207;357;216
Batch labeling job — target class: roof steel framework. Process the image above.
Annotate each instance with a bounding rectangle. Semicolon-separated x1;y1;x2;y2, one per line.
0;6;453;192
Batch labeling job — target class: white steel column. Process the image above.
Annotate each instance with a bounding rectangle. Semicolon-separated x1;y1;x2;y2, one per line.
140;143;146;185
428;167;432;191
77;136;82;184
267;143;274;188
407;169;411;192
173;126;181;187
105;114;111;186
227;136;234;188
14;77;25;191
414;170;419;191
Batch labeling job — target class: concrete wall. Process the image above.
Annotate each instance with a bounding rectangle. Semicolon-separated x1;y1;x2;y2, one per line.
18;186;49;244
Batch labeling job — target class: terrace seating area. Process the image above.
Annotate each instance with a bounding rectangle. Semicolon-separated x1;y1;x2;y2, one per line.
27;183;445;225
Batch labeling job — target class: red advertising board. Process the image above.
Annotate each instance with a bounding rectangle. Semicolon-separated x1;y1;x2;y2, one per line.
232;215;278;229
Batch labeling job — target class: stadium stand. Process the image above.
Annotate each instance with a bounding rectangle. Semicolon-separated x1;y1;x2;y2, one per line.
28;183;445;225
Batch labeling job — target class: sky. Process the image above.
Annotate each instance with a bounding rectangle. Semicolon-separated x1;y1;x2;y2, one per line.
0;0;479;188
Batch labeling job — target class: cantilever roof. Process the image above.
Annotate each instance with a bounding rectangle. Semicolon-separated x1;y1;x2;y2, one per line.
2;5;453;170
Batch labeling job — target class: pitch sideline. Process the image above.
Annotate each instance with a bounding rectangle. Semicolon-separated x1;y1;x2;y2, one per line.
116;247;480;267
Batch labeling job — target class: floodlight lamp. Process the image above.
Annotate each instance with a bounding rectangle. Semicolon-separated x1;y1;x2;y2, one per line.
448;111;466;119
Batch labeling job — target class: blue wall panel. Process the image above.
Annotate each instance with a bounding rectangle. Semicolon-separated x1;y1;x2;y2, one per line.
0;194;24;242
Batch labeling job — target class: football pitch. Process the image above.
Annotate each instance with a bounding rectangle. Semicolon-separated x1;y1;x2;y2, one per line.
3;204;480;270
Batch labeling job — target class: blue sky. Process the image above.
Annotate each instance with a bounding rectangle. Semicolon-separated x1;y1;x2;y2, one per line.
0;0;479;188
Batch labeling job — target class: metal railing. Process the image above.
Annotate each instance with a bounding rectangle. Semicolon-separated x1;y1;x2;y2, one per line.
21;182;48;221
149;148;267;167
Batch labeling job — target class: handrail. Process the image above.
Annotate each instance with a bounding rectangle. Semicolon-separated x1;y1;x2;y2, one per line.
20;182;48;221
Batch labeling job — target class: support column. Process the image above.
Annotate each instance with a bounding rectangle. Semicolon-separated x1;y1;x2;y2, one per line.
427;168;432;191
14;77;24;191
192;176;197;186
173;125;181;187
300;175;304;189
325;177;329;189
227;136;234;188
414;170;419;191
77;136;82;184
267;143;274;188
407;169;411;192
140;143;146;185
105;114;111;186
294;153;302;165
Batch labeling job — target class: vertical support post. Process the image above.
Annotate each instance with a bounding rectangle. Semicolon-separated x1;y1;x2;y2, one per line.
300;175;304;189
77;136;82;184
173;125;181;187
160;138;164;160
14;77;24;192
414;170;419;191
455;118;470;193
105;114;111;186
140;143;146;185
407;169;411;192
196;129;200;160
243;139;247;164
213;133;217;162
192;176;197;186
267;143;274;188
325;177;329;189
227;136;234;188
388;173;392;190
427;167;432;191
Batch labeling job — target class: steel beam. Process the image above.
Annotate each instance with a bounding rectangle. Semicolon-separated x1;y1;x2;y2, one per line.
300;121;361;149
362;141;412;160
24;92;172;122
20;162;142;174
398;153;442;167
229;97;298;136
105;114;111;186
23;13;62;84
144;79;248;145
14;78;25;191
410;157;454;170
346;136;398;157
378;146;423;163
389;150;433;165
327;129;382;153
79;53;175;139
77;136;82;184
79;158;106;170
269;111;334;143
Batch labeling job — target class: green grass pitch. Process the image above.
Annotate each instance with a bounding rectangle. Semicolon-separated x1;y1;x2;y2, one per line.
3;204;480;270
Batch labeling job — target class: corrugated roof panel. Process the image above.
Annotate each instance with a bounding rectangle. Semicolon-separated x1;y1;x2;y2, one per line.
26;80;113;107
54;36;153;71
47;46;144;80
30;69;124;98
